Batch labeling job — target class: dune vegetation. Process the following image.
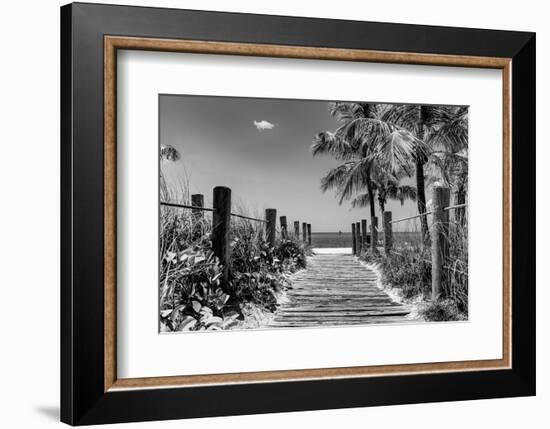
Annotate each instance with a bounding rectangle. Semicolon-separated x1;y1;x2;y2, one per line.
159;157;309;332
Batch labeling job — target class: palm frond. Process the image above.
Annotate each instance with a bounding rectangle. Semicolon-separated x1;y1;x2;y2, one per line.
350;192;372;208
373;129;425;174
335;117;395;155
319;162;355;193
335;159;372;204
429;107;468;152
160;145;181;162
381;104;421;134
319;158;372;205
328;102;380;123
311;131;357;160
421;105;457;128
393;185;417;205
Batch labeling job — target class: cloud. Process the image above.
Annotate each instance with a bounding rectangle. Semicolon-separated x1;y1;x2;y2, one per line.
253;120;276;131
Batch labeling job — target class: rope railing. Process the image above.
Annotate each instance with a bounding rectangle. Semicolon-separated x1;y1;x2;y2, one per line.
444;203;468;212
160;201;214;212
229;212;267;224
160;200;266;223
162;189;312;285
390;211;433;224
390;203;468;225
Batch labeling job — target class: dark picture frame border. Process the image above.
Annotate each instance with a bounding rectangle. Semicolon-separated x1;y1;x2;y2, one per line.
61;2;535;425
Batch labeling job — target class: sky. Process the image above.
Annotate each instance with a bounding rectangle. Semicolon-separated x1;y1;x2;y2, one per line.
159;94;421;232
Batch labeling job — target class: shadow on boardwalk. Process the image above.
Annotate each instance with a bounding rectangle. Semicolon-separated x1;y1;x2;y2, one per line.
269;250;413;328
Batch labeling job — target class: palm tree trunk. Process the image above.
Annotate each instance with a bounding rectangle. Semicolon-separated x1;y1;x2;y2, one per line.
454;186;466;226
416;109;431;248
415;159;430;247
366;178;377;251
366;179;375;220
378;199;385;216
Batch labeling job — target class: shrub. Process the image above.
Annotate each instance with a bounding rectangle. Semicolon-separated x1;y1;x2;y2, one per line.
445;221;469;313
421;299;467;322
363;245;432;299
159;245;240;332
229;235;307;312
274;238;308;271
159;187;309;331
229;235;281;311
360;221;468;321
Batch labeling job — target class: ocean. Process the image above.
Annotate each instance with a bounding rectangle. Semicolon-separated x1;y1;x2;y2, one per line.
310;232;422;248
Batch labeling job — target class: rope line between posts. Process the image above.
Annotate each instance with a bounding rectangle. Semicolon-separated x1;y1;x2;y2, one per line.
160;201;267;223
160;201;215;212
230;212;267;224
390;203;468;224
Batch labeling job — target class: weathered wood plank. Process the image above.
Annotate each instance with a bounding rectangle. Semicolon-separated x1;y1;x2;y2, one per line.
268;252;413;328
269;316;412;327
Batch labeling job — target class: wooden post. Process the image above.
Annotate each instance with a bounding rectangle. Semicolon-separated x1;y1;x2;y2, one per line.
212;187;231;289
191;194;204;219
431;186;451;301
302;222;307;243
294;221;300;238
355;222;361;254
351;223;356;254
307;224;312;246
383;211;393;255
361;219;367;248
265;209;277;247
454;189;466;227
191;193;204;238
280;216;288;239
371;216;378;253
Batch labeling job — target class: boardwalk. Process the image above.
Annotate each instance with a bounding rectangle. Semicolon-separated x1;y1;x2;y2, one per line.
269;251;411;328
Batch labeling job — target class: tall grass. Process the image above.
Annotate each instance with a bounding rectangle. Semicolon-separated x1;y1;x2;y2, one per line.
444;219;468;313
159;180;309;332
362;213;468;321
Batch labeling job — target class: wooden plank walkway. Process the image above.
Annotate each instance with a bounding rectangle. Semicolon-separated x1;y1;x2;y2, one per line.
269;252;411;328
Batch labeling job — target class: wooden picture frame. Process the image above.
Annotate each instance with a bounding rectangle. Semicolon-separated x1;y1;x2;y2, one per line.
61;2;535;425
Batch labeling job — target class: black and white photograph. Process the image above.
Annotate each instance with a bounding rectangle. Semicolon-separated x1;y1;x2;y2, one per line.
159;95;469;332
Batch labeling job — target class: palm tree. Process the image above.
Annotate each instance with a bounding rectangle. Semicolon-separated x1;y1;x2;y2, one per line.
426;106;469;224
312;102;424;228
312;103;383;223
380;105;467;245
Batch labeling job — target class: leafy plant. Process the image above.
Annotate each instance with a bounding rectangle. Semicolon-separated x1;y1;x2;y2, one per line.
421;299;467;322
159;180;308;332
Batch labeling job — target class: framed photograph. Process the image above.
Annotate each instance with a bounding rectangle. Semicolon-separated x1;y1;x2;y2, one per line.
61;2;535;425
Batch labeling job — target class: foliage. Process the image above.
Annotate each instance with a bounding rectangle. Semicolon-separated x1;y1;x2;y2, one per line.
229;235;308;312
160;245;239;332
444;220;469;312
364;245;432;299
421;299;467;322
312;102;469;248
274;238;308;271
160;144;181;162
159;181;309;332
311;102;426;215
350;168;417;214
361;220;468;320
